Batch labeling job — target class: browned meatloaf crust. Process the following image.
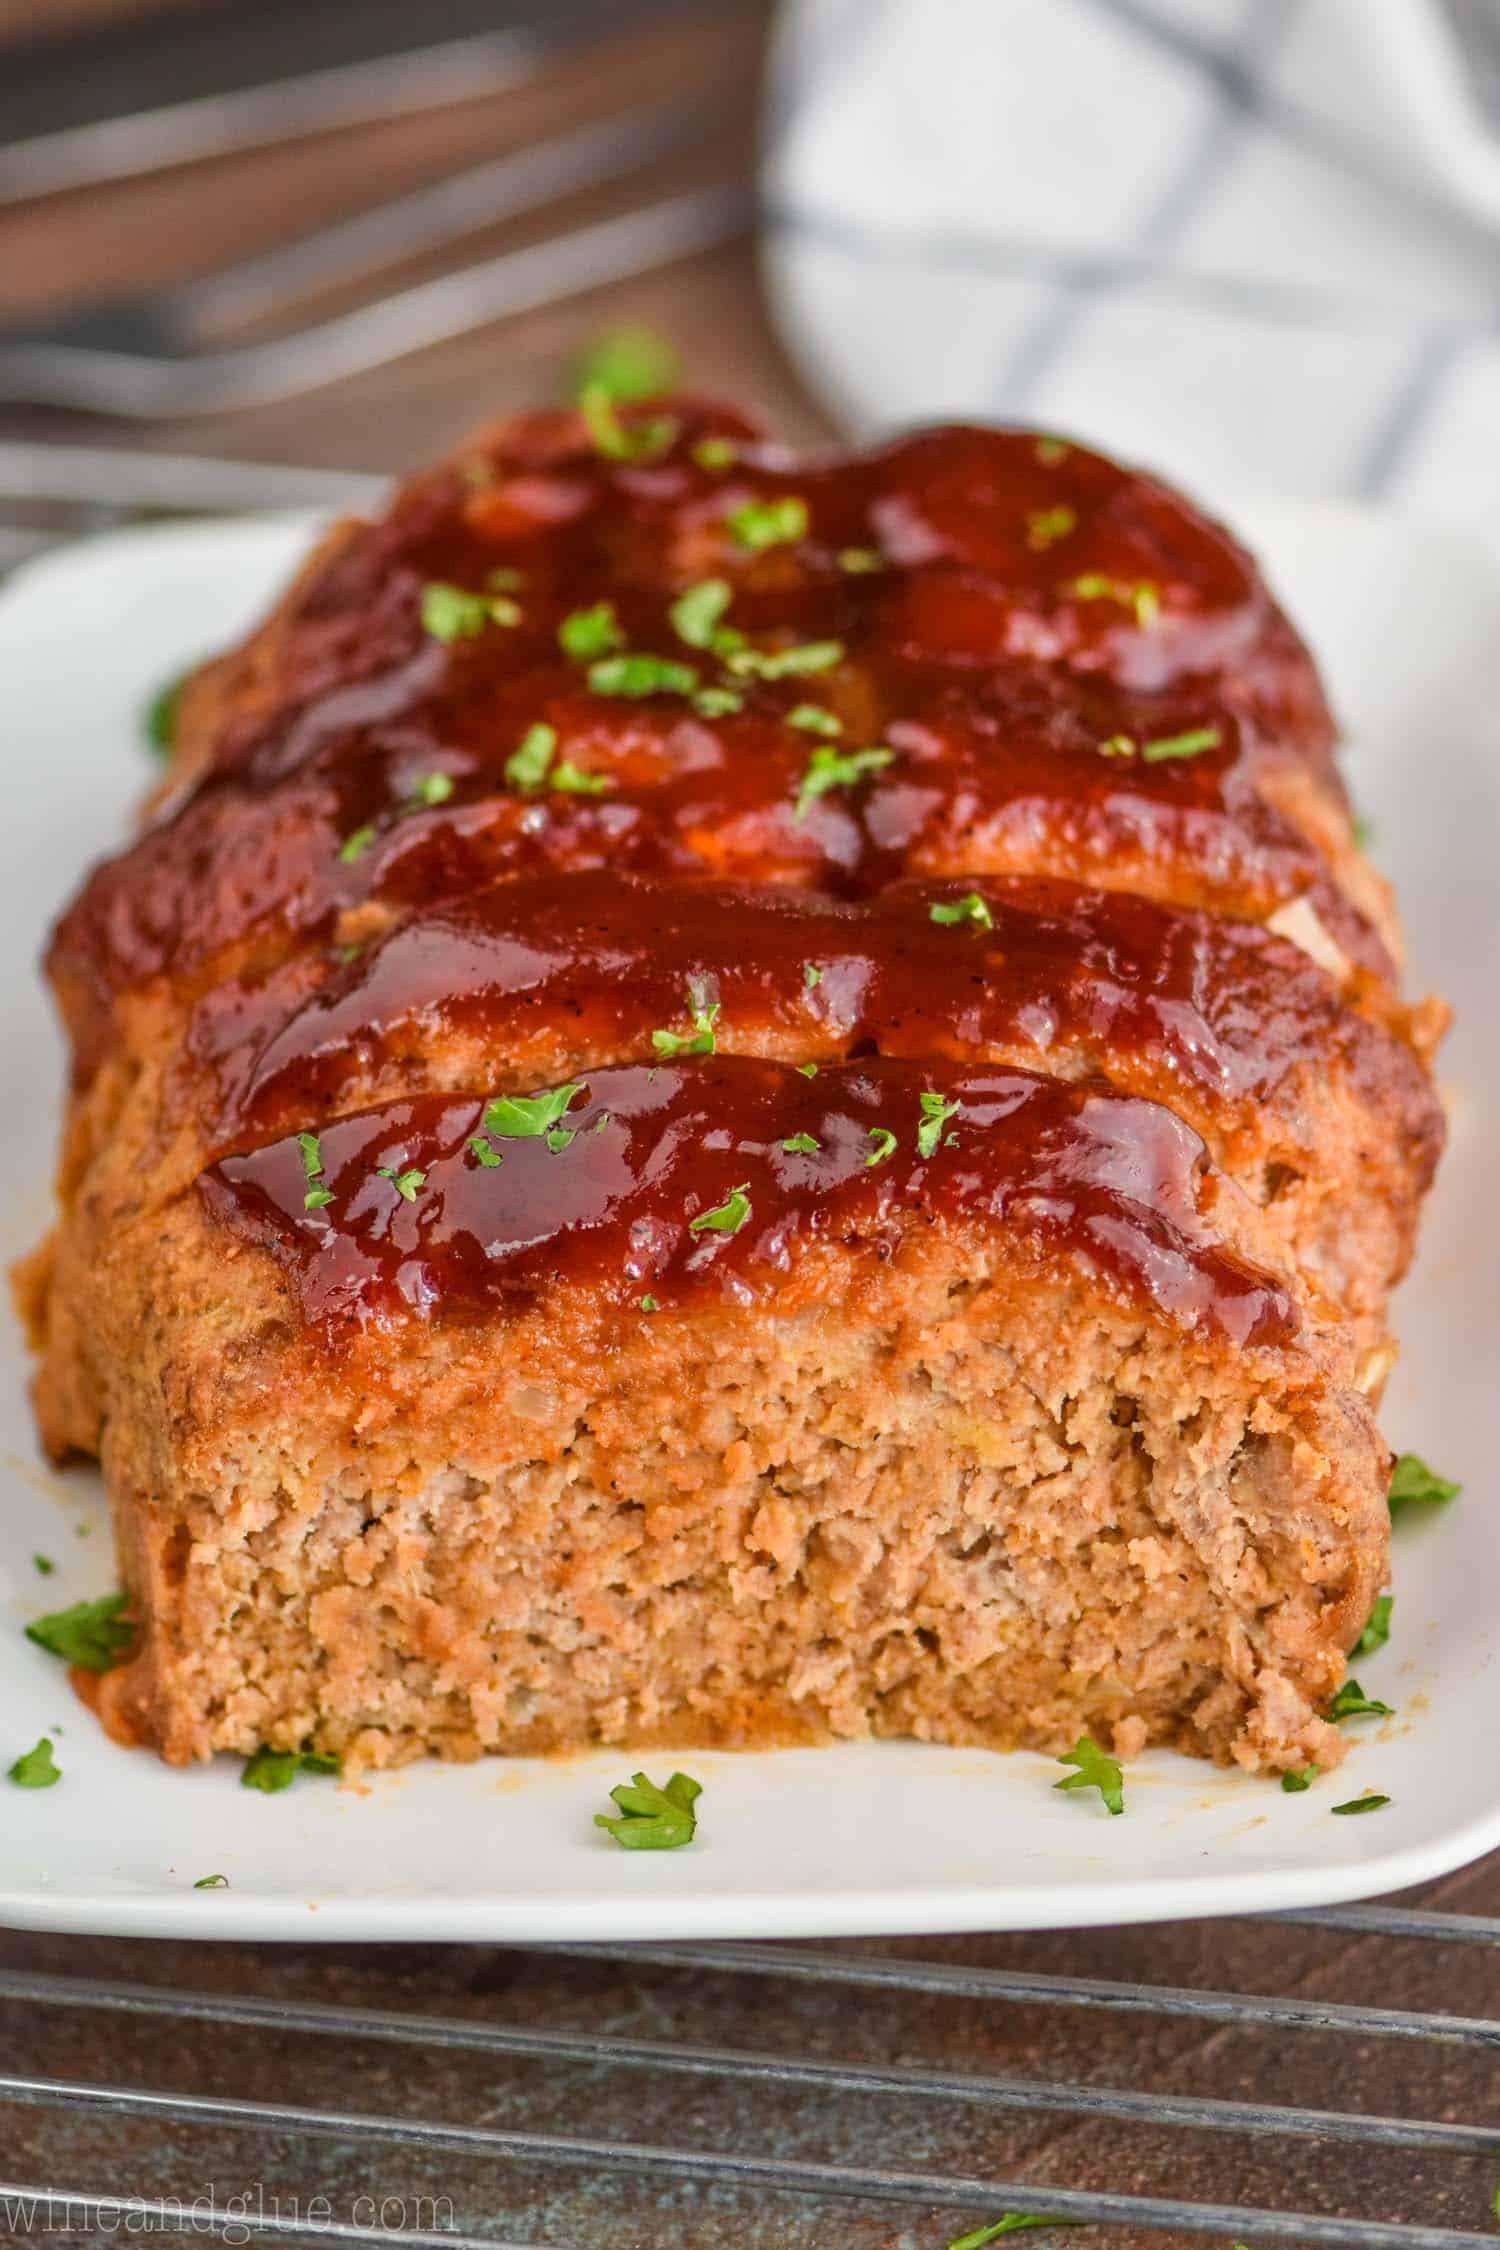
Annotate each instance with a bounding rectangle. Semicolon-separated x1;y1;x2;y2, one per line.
20;399;1446;1775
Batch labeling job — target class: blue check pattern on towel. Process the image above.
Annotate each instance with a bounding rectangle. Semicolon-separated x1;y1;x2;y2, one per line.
764;0;1500;533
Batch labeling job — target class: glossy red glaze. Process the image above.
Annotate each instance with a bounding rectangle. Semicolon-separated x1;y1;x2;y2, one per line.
184;869;1398;1155
198;1058;1299;1351
52;401;1375;1020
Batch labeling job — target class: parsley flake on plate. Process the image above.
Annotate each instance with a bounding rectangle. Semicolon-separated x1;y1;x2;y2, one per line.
728;495;808;550
1026;505;1076;550
1327;1677;1393;1723
1281;1764;1318;1793
549;760;614;795
787;703;841;737
689;1184;752;1236
837;546;884;573
1054;1734;1125;1815
929;892;994;930
569;323;680;405
1354;1594;1393;1657
194;1873;229;1888
241;1745;340;1794
865;1127;897;1167
1035;435;1070;466
410;770;454;807
421;581;517;643
9;1737;60;1789
639;1293;659;1312
504;722;557;794
1331;1791;1390;1816
1140;726;1222;764
803;962;823;990
595;1768;701;1850
337;823;376;865
26;1591;132;1672
376;1164;426;1202
296;1130;334;1211
670;578;741;654
587;652;698;699
578;382;678;463
559;600;624;661
782;1132;821;1155
917;1090;962;1157
32;1554;54;1577
546;1126;576;1153
142;665;193;757
1069;573;1160;628
1388;1452;1461;1516
468;1134;503;1168
482;1081;586;1139
793;741;894;823
693;685;743;718
692;435;739;472
727;639;843;682
652;996;720;1057
796;1062;818;1078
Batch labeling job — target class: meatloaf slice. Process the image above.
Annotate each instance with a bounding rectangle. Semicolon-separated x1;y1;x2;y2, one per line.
77;1060;1386;1776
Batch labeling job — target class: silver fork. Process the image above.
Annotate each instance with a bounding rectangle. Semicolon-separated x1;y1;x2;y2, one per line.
0;95;751;417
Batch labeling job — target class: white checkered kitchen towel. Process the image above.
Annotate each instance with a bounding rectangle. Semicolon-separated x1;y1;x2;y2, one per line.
763;0;1500;533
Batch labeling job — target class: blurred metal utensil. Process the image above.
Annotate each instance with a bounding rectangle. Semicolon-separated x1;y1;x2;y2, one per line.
0;182;751;417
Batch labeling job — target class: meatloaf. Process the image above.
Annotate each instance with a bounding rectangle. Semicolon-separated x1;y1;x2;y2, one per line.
20;399;1446;1777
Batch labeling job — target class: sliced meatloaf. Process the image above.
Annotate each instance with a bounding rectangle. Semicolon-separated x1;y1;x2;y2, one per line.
21;398;1445;1775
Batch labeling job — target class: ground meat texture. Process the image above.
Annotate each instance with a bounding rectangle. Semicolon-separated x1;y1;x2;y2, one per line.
21;400;1445;1775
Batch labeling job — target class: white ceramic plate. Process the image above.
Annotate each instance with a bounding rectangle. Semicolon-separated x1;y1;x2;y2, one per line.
0;504;1493;1943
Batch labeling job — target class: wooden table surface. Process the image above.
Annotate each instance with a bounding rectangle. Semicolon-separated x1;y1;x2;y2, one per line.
0;8;1495;2247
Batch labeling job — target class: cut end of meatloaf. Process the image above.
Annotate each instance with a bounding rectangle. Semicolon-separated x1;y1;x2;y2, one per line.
81;1061;1384;1774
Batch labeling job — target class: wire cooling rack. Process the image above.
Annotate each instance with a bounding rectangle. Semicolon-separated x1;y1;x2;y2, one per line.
0;1899;1497;2246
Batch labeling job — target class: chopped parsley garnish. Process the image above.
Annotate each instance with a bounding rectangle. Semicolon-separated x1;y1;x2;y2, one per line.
949;2220;1087;2248
1140;726;1222;764
504;722;557;793
1054;1734;1125;1815
670;578;741;653
866;1127;897;1167
411;770;455;806
1097;734;1136;759
569;323;680;405
594;1768;701;1850
482;1081;586;1139
241;1745;340;1794
803;962;822;990
1327;1678;1392;1723
578;382;678;462
793;741;894;822
1026;505;1076;550
930;892;993;930
692;435;739;472
728;495;808;550
421;581;518;643
587;652;698;698
376;1164;427;1202
296;1131;333;1212
468;1134;503;1167
837;546;884;574
9;1737;60;1789
1388;1452;1460;1516
546;1126;576;1153
796;1061;819;1077
693;685;743;718
1331;1791;1390;1816
1354;1594;1393;1657
337;824;376;864
1035;435;1070;466
917;1090;961;1157
32;1554;54;1577
782;1132;821;1154
26;1591;132;1672
1281;1765;1318;1793
1352;811;1375;850
788;703;841;736
194;1873;229;1888
689;1183;752;1236
652;996;720;1056
640;1293;659;1312
1069;573;1161;628
143;667;191;757
727;639;843;681
487;565;526;591
559;601;624;660
550;759;614;794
